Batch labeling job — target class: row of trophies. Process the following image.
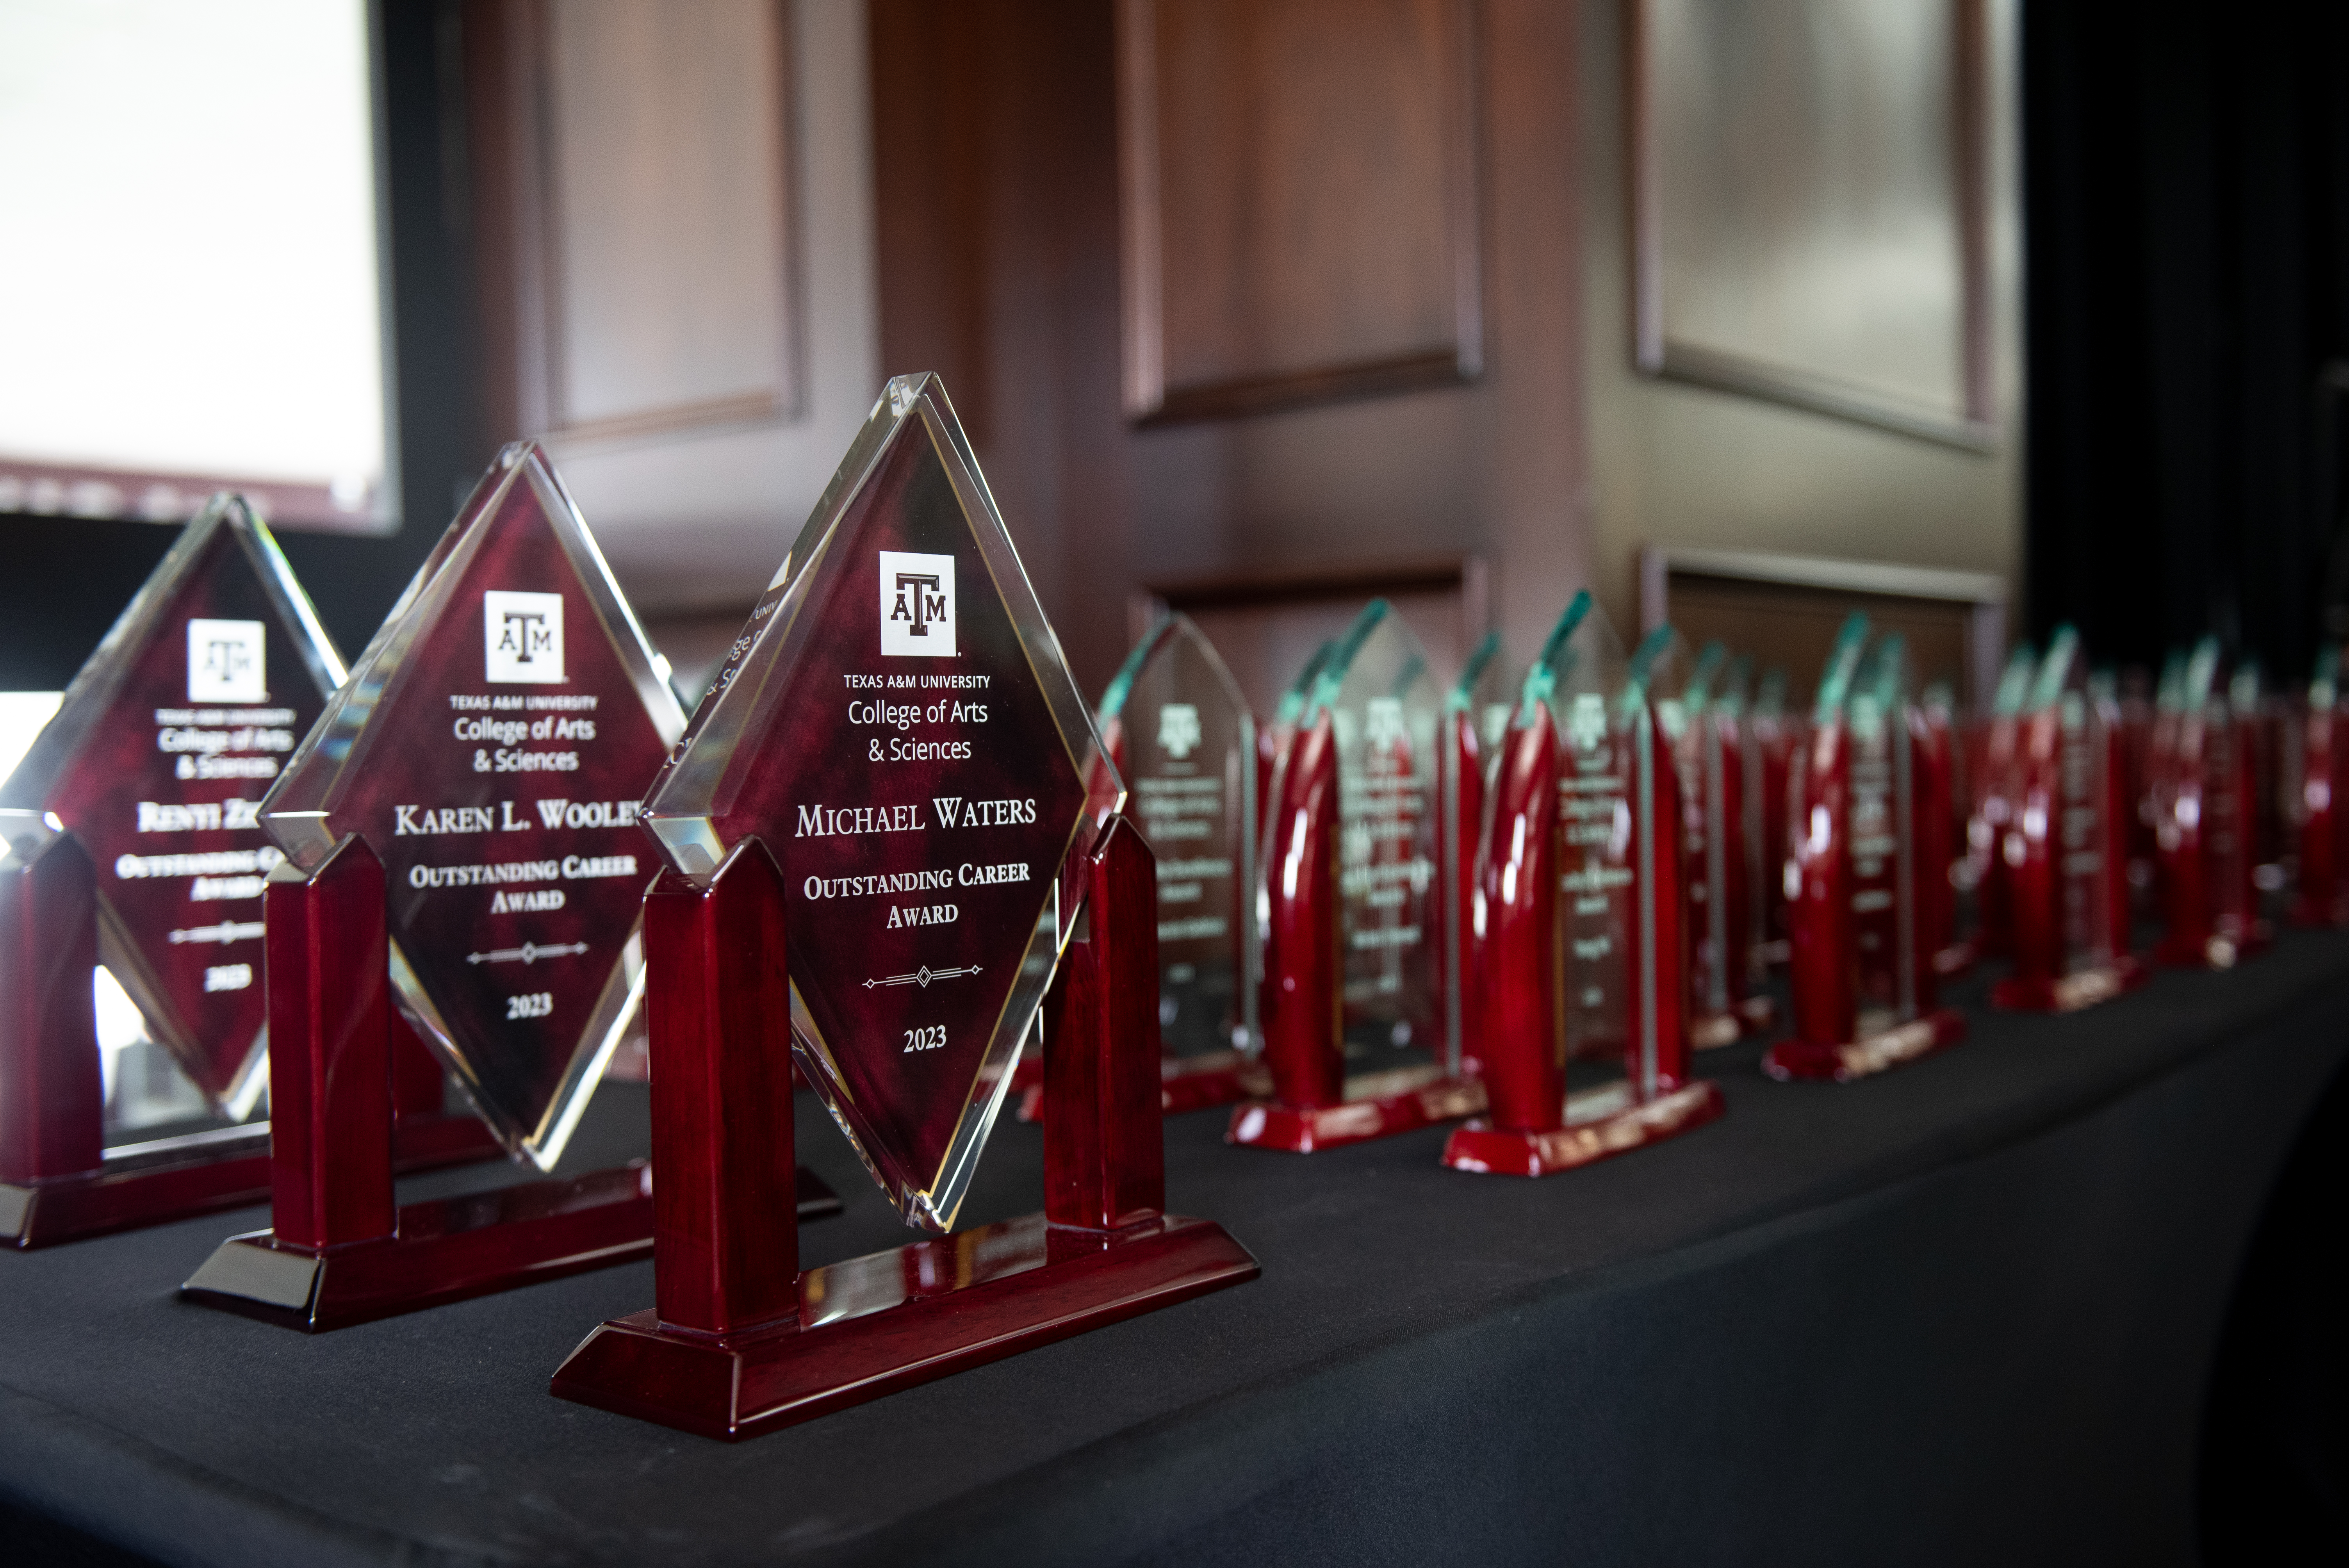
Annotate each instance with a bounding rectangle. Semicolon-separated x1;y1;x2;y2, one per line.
0;374;2324;1441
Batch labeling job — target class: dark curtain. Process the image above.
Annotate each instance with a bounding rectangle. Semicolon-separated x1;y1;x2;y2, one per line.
2025;0;2349;683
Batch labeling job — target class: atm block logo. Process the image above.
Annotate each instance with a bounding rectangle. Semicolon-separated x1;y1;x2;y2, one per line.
879;550;955;656
187;618;266;703
485;590;565;682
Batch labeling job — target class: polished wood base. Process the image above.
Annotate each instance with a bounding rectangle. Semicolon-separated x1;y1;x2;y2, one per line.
1224;1064;1486;1154
550;1211;1256;1441
1761;1008;1968;1083
1991;955;2150;1013
2155;924;2273;970
3;1110;500;1251
1440;1079;1724;1176
182;1165;843;1332
1692;994;1780;1050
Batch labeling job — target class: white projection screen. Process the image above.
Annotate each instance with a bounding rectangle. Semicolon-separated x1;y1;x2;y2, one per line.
0;0;393;531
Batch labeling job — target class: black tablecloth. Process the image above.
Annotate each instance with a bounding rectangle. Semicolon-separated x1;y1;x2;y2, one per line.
4;934;2347;1567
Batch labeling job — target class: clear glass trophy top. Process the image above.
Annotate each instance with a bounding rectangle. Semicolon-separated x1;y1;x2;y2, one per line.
1;495;345;1119
1293;599;1440;1057
1849;629;1914;1022
640;375;1120;1232
260;443;684;1169
1519;592;1629;1059
1097;613;1256;1057
2026;624;2101;970
1447;631;1514;757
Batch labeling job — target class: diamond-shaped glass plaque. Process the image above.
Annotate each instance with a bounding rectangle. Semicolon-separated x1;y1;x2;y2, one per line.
1098;613;1256;1057
260;444;685;1168
0;496;344;1116
642;375;1120;1232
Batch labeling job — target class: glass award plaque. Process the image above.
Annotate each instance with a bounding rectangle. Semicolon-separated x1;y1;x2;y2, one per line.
1957;646;2039;973
1442;604;1724;1177
2151;637;2270;968
1990;627;2146;1010
1439;631;1511;1081
550;376;1255;1440
1255;640;1336;836
0;497;492;1249
2291;645;2346;927
1659;641;1775;1047
1231;599;1485;1153
1746;665;1798;969
1097;612;1267;1112
180;444;760;1329
1764;618;1965;1083
1917;679;1968;979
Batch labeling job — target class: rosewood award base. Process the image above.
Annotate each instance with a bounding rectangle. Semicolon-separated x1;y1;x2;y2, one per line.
1225;1064;1486;1154
183;1164;841;1332
1991;955;2150;1013
2155;924;2273;970
1440;1079;1725;1177
5;1110;499;1251
552;1211;1252;1440
1761;1008;1968;1083
552;821;1256;1440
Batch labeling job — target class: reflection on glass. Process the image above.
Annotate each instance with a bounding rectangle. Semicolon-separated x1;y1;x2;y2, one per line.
262;444;684;1169
1098;613;1257;1057
0;496;344;1128
640;376;1121;1232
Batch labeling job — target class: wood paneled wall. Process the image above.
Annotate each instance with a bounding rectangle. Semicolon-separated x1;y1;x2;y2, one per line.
872;0;1588;702
1120;0;1483;422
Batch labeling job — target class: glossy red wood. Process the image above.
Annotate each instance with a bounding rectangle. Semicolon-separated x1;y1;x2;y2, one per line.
2;830;501;1250
552;1212;1256;1441
645;841;802;1337
1761;1007;1966;1082
1229;1066;1486;1152
1787;720;1857;1047
1442;1079;1723;1177
1044;819;1165;1230
185;1162;657;1331
1913;700;1963;979
178;834;729;1327
1749;701;1798;966
2292;686;2345;926
2155;693;2270;968
1993;681;2143;1013
1777;685;1966;1079
1255;713;1344;1109
0;832;103;1188
1479;702;1563;1133
1684;696;1767;1047
1015;1047;1271;1122
1229;707;1476;1151
269;835;396;1248
551;814;1256;1438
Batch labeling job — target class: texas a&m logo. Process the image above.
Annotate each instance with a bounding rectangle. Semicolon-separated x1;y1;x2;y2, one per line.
187;618;266;703
879;550;956;657
485;590;565;683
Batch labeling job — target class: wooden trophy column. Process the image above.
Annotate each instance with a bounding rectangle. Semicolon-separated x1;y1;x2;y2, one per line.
180;836;690;1328
551;818;1258;1441
1;829;497;1251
